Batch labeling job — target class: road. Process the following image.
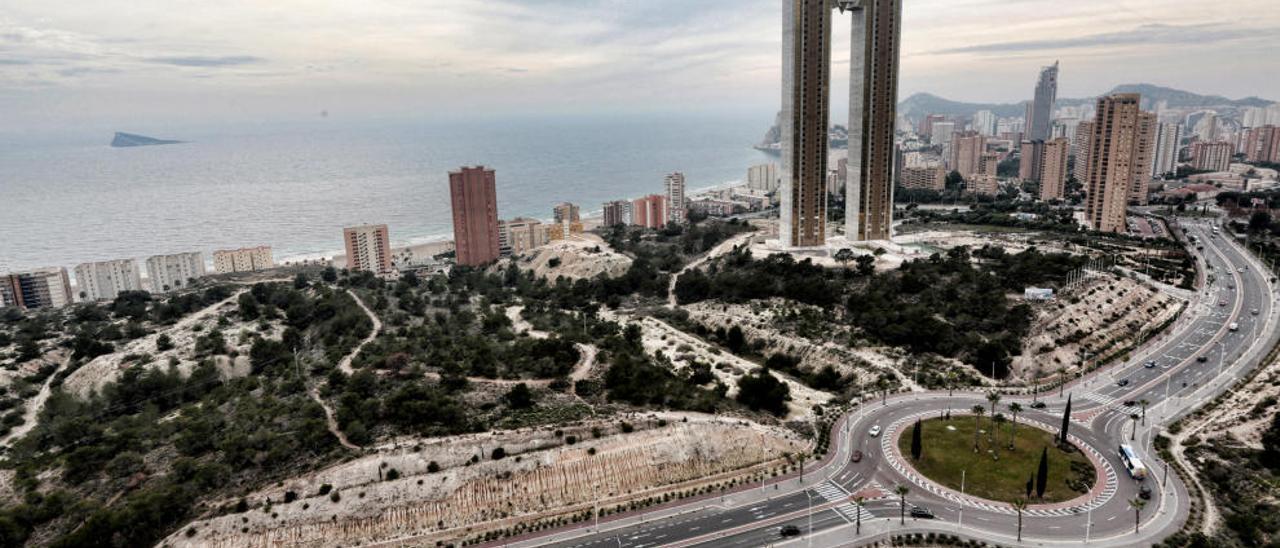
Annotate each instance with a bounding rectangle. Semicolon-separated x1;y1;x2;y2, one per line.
493;219;1278;548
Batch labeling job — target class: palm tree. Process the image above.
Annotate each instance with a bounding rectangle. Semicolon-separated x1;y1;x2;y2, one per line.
972;405;986;452
1007;402;1023;450
1012;498;1028;542
992;414;1007;459
1129;497;1147;534
854;495;865;535
1139;399;1149;425
895;485;910;525
1130;413;1140;441
878;378;890;406
986;391;1001;419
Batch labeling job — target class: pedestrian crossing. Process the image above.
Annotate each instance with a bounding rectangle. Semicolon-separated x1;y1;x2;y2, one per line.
1081;392;1143;417
812;482;875;524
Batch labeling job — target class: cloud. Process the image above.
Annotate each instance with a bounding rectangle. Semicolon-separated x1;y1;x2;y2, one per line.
0;59;30;65
144;55;263;67
931;23;1264;55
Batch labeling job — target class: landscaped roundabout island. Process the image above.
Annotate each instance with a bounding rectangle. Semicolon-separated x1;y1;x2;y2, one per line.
894;414;1098;504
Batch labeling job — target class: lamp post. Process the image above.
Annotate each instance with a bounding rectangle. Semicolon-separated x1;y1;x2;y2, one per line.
805;490;814;548
958;469;966;531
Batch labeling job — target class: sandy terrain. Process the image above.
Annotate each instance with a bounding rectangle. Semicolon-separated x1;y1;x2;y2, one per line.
164;413;805;548
499;234;632;281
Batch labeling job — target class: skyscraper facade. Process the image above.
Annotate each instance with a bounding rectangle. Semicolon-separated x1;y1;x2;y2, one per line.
449;166;501;267
343;224;394;276
212;246;273;274
1151;123;1183;177
1019;140;1045;182
552;202;580;224
1025;61;1059;142
780;0;833;247
1073;119;1095;181
1085;94;1148;233
74;259;144;302
1190;142;1233;172
1130;112;1158;204
845;0;902;243
1038;138;1070;201
747;163;780;192
664;172;687;224
1;268;73;310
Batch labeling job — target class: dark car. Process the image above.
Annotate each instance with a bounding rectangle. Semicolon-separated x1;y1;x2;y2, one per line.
1144;360;1156;369
1139;484;1152;500
1117;379;1130;387
1197;356;1209;363
910;506;935;519
1030;401;1047;409
780;525;802;537
851;450;863;463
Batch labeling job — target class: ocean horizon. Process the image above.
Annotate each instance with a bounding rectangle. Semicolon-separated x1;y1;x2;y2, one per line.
0;112;773;274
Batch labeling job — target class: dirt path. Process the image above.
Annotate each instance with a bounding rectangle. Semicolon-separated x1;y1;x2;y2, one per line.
667;232;758;308
307;289;383;451
0;350;70;449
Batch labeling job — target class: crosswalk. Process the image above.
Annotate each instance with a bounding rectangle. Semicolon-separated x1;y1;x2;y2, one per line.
1081;392;1143;417
812;482;875;524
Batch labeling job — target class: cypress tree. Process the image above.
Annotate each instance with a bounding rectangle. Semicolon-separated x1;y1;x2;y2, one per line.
1035;447;1049;499
1059;394;1072;445
1025;474;1034;498
911;418;923;461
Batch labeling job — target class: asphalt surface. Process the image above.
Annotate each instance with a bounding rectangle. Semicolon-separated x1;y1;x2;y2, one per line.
506;219;1276;548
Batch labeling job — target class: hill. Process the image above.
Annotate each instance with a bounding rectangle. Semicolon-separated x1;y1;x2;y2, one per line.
110;132;184;148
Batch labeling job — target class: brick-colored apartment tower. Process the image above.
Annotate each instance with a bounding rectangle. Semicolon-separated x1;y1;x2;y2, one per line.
343;224;393;275
1085;94;1149;233
1038;138;1070;201
631;194;668;229
449;166;501;267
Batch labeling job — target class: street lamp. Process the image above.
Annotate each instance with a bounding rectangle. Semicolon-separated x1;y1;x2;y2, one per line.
805;490;814;548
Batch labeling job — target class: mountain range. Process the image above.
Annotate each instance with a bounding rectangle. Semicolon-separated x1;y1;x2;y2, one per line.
897;83;1275;120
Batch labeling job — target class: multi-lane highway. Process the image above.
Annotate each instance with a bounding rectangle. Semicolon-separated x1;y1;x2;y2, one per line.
501;219;1277;548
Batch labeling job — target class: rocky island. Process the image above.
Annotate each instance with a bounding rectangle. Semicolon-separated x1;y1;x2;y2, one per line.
110;131;184;147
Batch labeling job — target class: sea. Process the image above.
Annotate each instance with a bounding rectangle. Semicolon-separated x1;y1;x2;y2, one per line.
0;112;772;273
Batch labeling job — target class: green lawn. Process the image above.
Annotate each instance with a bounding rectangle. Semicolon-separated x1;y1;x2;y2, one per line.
897;416;1095;504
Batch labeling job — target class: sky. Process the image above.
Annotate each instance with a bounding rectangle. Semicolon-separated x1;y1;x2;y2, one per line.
1;0;1277;132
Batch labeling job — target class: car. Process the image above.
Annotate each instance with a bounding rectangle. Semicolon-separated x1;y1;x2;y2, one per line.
868;425;882;437
780;525;802;537
1197;356;1209;363
1252;309;1260;315
1220;300;1228;307
1030;401;1047;409
851;450;863;463
910;506;935;519
1123;400;1137;407
1144;360;1156;369
1228;284;1235;290
1117;379;1131;387
1240;267;1247;273
1139;484;1153;500
1229;322;1239;331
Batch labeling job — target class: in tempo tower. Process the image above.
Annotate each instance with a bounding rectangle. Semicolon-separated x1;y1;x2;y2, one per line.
781;0;902;247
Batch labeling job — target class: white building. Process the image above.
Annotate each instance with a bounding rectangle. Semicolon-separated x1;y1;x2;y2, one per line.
664;172;687;224
930;121;956;147
1151;123;1183;177
972;110;997;136
146;252;207;293
213;246;274;274
74;258;144;301
747;163;780;192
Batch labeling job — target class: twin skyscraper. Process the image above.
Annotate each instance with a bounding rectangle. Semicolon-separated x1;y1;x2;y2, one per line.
780;0;902;248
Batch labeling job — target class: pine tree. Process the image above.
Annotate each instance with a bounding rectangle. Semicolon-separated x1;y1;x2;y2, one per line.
910;418;923;461
1059;394;1072;446
1035;447;1049;499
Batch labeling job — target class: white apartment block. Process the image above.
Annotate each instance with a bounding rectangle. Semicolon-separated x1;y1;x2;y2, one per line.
1151;123;1183;177
212;246;274;274
747;163;780;192
146;252;207;293
664;172;687;224
74;258;144;301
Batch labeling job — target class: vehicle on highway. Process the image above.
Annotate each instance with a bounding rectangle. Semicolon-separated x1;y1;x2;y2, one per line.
851;450;863;463
1119;444;1149;480
1117;379;1130;387
1197;356;1209;363
1030;401;1047;409
910;506;935;519
1230;322;1240;331
868;425;882;437
1139;484;1153;500
1253;309;1260;315
780;524;801;537
1220;300;1228;307
1144;360;1156;369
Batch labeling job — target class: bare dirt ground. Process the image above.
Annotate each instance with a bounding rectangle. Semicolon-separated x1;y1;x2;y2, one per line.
1014;275;1181;382
499;234;632;281
164;412;806;548
0;349;69;448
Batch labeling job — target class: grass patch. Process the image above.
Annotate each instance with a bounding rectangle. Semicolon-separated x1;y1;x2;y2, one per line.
897;416;1094;504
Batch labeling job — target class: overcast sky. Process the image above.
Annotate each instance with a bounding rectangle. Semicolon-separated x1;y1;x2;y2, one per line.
1;0;1277;131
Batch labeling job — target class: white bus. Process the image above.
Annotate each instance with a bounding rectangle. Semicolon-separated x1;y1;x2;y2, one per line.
1119;444;1148;480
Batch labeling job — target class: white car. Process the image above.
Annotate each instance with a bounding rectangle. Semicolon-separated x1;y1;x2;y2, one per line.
868;425;882;437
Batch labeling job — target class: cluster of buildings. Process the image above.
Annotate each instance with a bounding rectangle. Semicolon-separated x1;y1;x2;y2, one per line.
1;246;274;311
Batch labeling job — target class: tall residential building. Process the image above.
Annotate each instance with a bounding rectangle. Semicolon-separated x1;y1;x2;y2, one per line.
845;0;902;243
74;259;144;301
898;167;946;191
145;252;206;293
498;217;548;256
1025;61;1060;142
1245;125;1280;163
919;114;947;139
1190;141;1234;172
449;166;501;267
1130;112;1157;204
1151;123;1183;177
1038;138;1071;201
1019;140;1046;181
631;194;668;229
780;0;833;247
930;122;956;147
1084;94;1150;233
1193;112;1219;142
968;175;1000;197
343;224;393;276
747;163;781;192
552;202;581;224
2;268;73;310
949;131;985;177
602;200;630;227
1073;119;1095;181
978;152;1001;177
664;172;687;224
212;246;274;274
972;110;997;136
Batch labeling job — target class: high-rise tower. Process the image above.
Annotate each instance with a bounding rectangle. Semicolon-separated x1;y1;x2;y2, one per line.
1025;62;1059;142
845;0;902;242
780;0;833;247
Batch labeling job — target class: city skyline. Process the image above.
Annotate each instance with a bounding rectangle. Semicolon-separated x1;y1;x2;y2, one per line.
1;0;1277;132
